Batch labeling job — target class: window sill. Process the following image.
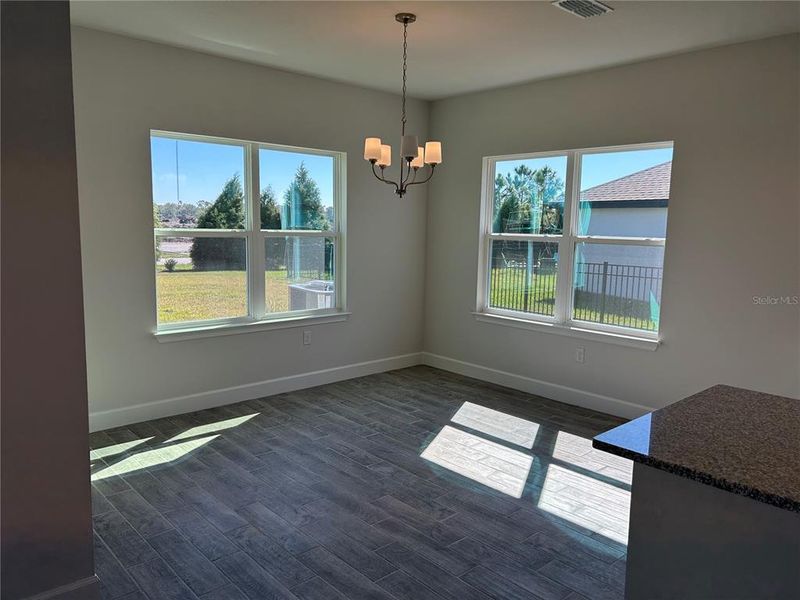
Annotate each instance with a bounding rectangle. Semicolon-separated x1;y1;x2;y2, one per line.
155;311;351;343
472;312;660;351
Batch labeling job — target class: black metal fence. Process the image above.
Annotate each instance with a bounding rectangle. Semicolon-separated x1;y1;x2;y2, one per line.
489;259;663;331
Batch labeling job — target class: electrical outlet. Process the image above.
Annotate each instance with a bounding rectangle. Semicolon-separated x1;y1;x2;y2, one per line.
575;346;585;363
303;330;312;346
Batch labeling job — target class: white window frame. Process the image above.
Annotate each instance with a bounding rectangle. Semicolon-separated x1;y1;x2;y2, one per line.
152;130;347;339
476;141;672;344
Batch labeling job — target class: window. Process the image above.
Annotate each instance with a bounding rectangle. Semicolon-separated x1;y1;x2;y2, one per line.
478;142;673;339
151;131;345;333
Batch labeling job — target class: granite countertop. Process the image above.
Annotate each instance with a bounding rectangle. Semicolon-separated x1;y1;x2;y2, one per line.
593;384;800;512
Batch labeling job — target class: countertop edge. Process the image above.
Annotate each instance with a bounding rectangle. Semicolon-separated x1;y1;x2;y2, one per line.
592;438;800;514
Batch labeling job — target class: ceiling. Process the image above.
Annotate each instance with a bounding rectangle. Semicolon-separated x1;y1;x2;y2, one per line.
71;1;800;100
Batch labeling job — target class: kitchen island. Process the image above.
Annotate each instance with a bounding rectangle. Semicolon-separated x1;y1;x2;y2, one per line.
594;384;799;599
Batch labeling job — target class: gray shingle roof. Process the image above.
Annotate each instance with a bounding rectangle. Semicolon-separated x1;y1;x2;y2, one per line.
580;161;671;202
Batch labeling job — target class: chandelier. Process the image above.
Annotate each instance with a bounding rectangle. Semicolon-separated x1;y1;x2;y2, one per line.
364;13;442;197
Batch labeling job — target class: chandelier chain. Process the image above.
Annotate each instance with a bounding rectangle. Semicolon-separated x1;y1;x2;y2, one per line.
401;19;408;136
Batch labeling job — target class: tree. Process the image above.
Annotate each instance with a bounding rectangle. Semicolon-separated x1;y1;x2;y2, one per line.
261;185;286;270
283;163;329;231
493;165;564;234
282;164;332;278
190;174;245;270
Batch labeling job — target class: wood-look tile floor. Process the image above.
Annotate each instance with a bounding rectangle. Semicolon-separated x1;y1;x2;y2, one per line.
90;366;632;600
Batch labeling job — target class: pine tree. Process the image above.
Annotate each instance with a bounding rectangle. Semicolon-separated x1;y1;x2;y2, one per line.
190;174;246;270
261;185;287;270
282;163;329;230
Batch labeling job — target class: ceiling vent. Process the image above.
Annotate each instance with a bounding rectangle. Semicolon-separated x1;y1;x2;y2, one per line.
552;0;614;19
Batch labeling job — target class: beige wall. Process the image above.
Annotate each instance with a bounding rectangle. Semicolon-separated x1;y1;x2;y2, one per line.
424;34;800;413
2;4;97;599
71;28;429;428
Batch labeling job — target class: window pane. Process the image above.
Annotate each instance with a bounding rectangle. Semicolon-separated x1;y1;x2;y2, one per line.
260;149;334;230
493;156;567;234
488;240;558;316
265;237;335;313
572;243;664;332
151;136;246;229
156;236;247;324
578;146;673;237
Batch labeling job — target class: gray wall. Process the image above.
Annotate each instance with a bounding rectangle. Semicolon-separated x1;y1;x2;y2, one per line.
73;28;799;427
1;3;97;599
71;28;429;428
425;34;800;411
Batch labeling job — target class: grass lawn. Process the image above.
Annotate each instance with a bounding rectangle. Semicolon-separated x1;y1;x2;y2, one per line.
156;269;307;323
489;267;657;331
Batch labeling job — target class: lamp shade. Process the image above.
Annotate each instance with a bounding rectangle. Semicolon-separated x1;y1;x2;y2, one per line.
378;144;392;167
424;141;442;164
364;137;382;161
410;146;425;168
401;135;419;160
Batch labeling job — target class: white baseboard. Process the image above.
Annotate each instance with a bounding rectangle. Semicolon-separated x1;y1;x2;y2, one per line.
24;576;99;600
89;352;423;431
89;350;651;431
421;352;653;419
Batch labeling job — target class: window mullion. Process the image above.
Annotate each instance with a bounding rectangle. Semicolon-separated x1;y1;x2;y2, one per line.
554;151;580;324
247;143;266;319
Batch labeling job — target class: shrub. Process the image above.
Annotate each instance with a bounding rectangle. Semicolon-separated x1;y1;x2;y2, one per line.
164;259;177;272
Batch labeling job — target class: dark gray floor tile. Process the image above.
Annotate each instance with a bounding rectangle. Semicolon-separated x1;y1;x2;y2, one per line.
226;525;315;588
536;560;623;600
91;367;628;600
148;529;229;595
301;518;396;581
106;489;173;538
297;546;396;600
236;502;317;555
94;510;158;568
376;542;491;600
214;551;298;600
373;495;466;545
127;558;198;600
375;569;444;600
461;565;543;600
290;576;347;600
163;506;238;562
374;518;474;576
198;585;248;600
94;533;139;598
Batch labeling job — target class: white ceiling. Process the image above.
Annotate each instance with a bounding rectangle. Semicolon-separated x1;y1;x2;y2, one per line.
71;1;800;100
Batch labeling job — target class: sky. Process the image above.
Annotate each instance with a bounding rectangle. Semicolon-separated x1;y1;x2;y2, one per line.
495;146;673;193
151;136;334;209
151;135;671;209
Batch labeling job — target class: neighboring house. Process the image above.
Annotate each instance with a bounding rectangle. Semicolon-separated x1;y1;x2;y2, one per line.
575;161;671;303
580;160;670;238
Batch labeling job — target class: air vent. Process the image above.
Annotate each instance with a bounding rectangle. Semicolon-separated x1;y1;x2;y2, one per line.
552;0;613;19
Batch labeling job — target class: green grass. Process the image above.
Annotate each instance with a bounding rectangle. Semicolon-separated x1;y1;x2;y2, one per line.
156;269;324;324
489;267;657;331
157;265;656;332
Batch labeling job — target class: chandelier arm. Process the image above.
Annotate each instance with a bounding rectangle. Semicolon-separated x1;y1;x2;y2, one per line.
401;160;415;187
371;162;399;193
406;164;437;186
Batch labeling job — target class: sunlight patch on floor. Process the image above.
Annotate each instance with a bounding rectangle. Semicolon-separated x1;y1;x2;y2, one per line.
538;463;630;545
91;435;219;481
451;402;540;448
421;425;533;498
553;430;632;484
89;437;154;461
165;413;258;443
